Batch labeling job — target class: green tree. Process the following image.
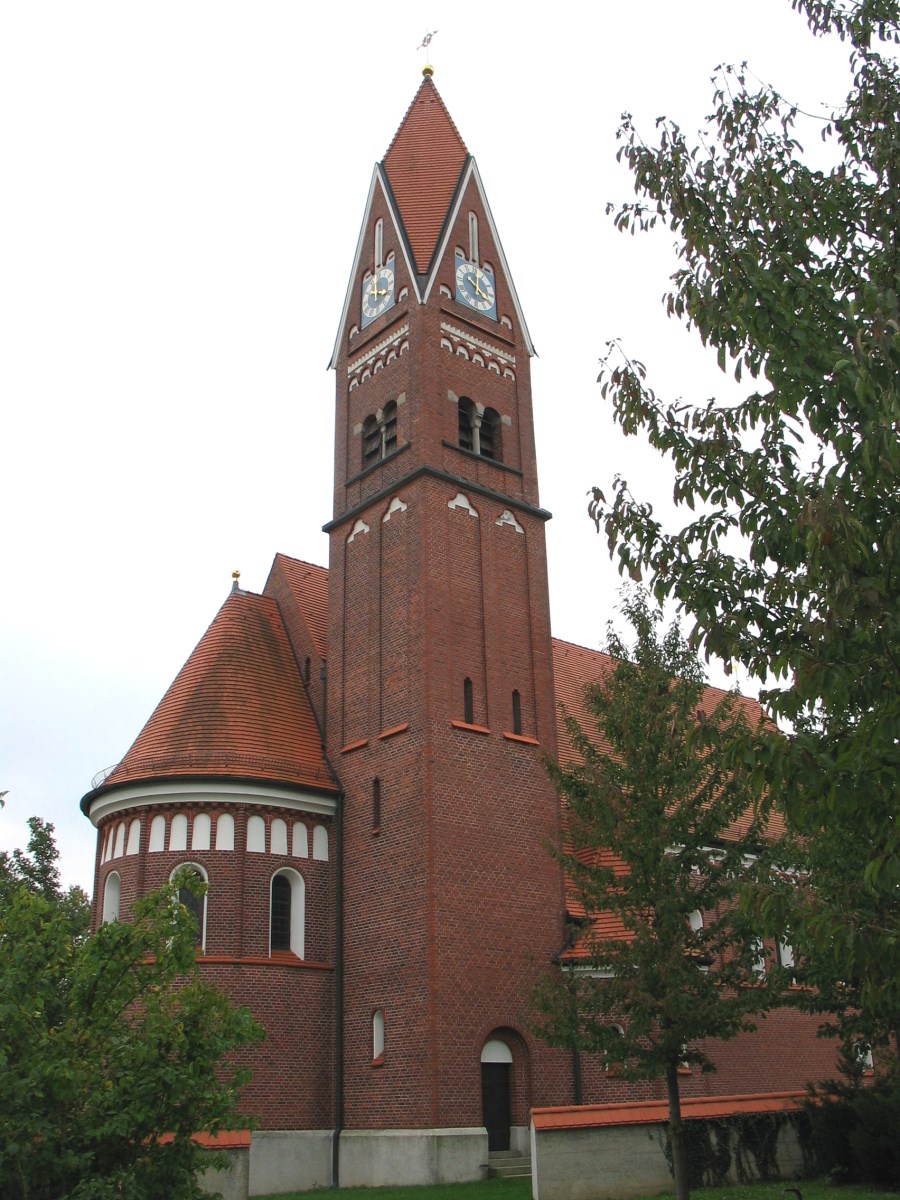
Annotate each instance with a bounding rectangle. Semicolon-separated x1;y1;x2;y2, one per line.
0;829;263;1200
533;593;778;1200
592;0;899;1028
0;816;90;934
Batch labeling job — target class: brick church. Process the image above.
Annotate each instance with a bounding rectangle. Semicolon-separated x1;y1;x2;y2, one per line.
81;71;836;1195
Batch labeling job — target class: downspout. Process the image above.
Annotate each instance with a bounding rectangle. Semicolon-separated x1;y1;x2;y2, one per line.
332;785;344;1188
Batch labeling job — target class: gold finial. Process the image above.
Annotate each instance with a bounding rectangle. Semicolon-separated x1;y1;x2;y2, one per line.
418;29;437;76
231;569;241;592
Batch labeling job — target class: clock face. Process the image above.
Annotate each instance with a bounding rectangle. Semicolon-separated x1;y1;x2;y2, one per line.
455;258;497;317
361;266;395;326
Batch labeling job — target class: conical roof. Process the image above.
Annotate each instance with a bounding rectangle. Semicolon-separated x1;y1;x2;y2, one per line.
92;588;337;798
383;72;468;274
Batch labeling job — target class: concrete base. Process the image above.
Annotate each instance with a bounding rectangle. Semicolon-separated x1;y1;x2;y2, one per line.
199;1146;250;1200
531;1113;805;1200
339;1127;489;1188
510;1125;530;1155
249;1130;334;1197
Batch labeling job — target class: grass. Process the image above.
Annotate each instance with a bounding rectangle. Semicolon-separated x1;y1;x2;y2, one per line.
255;1180;896;1200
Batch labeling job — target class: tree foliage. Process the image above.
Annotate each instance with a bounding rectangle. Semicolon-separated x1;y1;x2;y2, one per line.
533;593;778;1200
592;0;899;1021
0;825;263;1200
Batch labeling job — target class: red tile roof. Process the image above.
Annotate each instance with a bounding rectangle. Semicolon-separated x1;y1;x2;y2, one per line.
383;75;468;274
271;553;329;660
551;636;782;959
551;636;781;839
532;1090;805;1131
99;587;337;795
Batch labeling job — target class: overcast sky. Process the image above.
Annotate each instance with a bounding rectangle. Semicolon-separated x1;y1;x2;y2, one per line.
0;2;852;892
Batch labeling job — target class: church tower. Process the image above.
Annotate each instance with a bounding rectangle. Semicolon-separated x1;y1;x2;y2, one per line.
326;70;569;1182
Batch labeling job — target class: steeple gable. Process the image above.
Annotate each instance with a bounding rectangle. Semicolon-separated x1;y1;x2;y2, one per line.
383;73;468;275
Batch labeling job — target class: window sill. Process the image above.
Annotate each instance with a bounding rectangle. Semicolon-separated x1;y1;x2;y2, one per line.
372;1054;385;1068
503;731;539;745
441;440;524;477
378;722;409;740
341;738;369;755
198;954;331;970
345;441;410;488
451;720;490;735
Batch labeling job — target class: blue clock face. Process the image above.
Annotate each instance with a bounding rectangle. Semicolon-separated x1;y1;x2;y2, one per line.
361;266;395;327
455;254;497;318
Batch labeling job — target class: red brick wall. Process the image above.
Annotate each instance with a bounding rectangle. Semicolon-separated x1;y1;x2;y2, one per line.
90;801;337;1130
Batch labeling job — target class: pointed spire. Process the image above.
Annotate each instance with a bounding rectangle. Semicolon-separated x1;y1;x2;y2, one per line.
383;73;468;274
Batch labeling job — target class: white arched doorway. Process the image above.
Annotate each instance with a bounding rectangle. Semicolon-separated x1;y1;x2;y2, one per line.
480;1038;513;1151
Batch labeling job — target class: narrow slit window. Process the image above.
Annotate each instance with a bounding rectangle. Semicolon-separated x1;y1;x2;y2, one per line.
480;407;500;460
468;212;479;264
373;777;381;832
512;690;522;735
382;401;398;455
362;415;381;468
271;874;292;951
458;397;475;452
373;1009;385;1061
374;218;384;268
464;677;474;725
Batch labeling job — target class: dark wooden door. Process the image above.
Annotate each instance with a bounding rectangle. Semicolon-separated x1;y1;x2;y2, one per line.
481;1062;511;1151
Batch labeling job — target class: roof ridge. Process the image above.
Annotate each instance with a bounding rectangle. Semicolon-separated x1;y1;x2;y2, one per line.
383;73;467;162
382;74;469;274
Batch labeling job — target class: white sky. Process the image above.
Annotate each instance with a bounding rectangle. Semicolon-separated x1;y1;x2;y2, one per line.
0;2;852;892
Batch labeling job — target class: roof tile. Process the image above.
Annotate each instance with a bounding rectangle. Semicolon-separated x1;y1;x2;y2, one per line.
102;588;337;794
383;75;468;274
270;553;329;660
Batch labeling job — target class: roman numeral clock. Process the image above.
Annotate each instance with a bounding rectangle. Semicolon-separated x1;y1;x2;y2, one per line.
454;249;497;318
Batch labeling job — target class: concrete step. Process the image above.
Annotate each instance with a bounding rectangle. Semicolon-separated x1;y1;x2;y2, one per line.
488;1151;532;1179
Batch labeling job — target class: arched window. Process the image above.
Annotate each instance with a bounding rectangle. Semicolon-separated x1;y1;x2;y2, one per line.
126;818;141;855
215;813;234;851
458;397;476;452
169;813;188;852
149;814;166;852
247;815;266;853
271;817;288;856
271;875;292;951
191;812;211;851
362;414;381;468
102;871;121;923
171;864;208;950
373;1009;385;1062
113;822;126;858
458;399;501;461
605;1023;626;1074
382;400;398;455
312;825;329;862
468;212;479;264
688;910;704;932
479;407;500;460
374;218;384;268
270;869;305;958
292;822;309;857
362;403;399;469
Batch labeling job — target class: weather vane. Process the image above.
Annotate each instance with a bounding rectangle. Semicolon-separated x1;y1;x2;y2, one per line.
417;29;438;60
